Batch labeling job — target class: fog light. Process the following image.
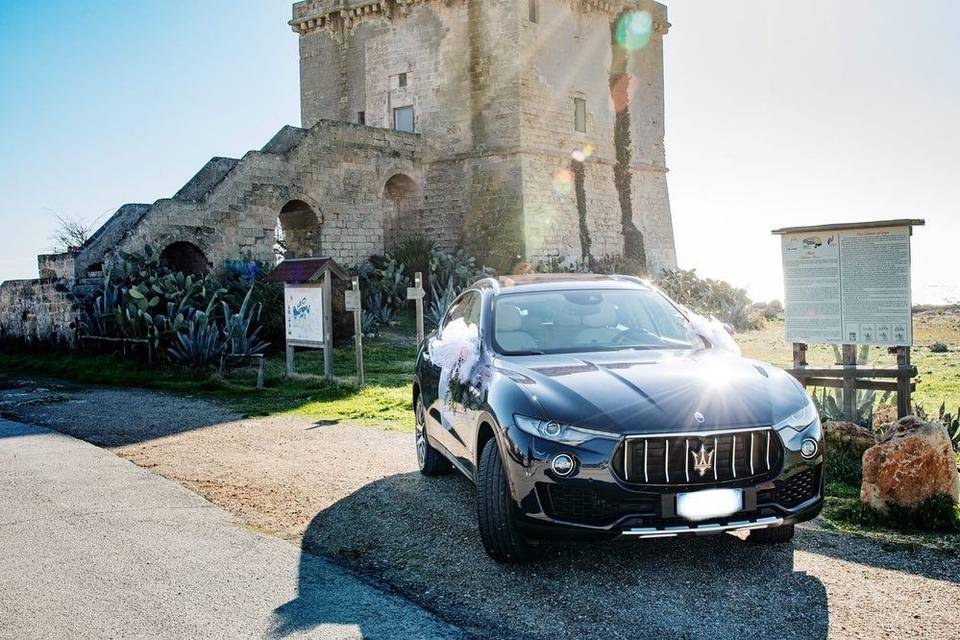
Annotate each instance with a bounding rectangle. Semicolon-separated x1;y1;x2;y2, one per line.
800;438;819;459
551;453;576;477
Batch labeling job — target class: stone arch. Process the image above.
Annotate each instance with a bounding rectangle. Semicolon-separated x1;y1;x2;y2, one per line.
383;174;424;249
276;199;321;262
160;241;210;275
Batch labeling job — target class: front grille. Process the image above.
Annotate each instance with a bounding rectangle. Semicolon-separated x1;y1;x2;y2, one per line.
540;485;656;524
614;428;783;487
771;467;820;508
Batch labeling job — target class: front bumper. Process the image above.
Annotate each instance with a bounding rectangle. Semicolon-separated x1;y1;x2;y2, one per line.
500;421;825;540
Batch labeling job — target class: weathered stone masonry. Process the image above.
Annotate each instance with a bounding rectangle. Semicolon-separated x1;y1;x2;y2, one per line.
0;0;676;344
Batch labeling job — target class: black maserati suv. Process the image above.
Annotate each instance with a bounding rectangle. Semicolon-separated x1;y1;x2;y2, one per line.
413;274;824;563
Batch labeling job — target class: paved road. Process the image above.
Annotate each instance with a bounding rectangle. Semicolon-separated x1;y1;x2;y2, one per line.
0;420;464;640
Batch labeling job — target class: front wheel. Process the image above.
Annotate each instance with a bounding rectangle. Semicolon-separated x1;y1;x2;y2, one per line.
748;523;795;544
476;437;539;563
415;396;450;476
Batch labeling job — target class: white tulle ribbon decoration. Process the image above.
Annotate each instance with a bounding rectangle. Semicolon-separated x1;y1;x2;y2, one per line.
428;318;492;409
684;308;741;356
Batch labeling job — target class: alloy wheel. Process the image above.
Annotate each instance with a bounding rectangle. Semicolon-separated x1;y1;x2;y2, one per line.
415;399;426;469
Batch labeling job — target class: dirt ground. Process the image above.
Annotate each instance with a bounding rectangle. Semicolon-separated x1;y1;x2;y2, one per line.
3;377;959;640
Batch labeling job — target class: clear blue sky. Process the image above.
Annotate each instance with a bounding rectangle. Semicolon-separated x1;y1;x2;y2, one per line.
1;1;957;303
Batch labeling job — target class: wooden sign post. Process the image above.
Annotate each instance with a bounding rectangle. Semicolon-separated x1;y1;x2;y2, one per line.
407;272;426;346
345;276;364;386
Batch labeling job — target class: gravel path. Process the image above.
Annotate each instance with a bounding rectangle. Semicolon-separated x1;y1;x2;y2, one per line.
3;378;958;639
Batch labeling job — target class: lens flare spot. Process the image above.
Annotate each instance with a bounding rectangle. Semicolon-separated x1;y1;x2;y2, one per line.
571;149;586;162
552;169;574;195
582;144;595;158
615;10;653;51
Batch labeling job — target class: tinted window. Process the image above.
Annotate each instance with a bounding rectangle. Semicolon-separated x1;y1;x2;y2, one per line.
493;289;696;355
441;291;480;333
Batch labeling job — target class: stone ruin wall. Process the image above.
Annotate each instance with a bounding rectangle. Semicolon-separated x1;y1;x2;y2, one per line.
0;278;78;347
110;122;427;271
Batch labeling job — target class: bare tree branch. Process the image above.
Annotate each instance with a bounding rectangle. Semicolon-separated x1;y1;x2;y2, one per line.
46;209;110;254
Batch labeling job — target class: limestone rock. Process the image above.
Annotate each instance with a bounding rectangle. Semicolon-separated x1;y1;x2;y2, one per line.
823;420;876;460
861;416;960;512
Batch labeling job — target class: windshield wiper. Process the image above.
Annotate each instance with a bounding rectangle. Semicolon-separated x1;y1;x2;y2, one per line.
505;350;546;356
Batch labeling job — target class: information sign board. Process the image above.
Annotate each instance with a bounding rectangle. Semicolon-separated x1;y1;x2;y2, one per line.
285;284;325;348
779;224;913;346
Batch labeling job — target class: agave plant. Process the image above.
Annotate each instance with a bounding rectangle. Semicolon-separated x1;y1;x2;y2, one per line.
222;284;269;356
365;291;399;326
167;296;225;367
361;310;380;337
82;271;123;337
811;384;892;428
916;402;960;451
426;277;458;330
936;404;960;451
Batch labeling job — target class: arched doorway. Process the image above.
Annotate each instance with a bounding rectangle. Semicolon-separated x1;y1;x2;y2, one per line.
276;199;321;263
160;241;210;274
383;174;423;249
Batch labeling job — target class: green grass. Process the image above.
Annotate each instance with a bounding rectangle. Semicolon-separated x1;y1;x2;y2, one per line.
0;335;420;430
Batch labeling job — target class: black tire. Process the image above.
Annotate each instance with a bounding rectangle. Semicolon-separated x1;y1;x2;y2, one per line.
476;437;539;563
415;396;450;476
748;523;795;544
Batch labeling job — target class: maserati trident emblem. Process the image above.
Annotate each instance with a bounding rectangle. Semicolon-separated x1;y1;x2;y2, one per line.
694;411;705;424
690;444;715;477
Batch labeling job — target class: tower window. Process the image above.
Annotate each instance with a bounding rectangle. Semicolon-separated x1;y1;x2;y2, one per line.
398;72;408;88
574;98;587;133
529;0;539;23
394;106;415;133
357;111;366;125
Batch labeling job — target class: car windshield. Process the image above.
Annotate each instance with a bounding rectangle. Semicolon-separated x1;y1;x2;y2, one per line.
493;288;698;355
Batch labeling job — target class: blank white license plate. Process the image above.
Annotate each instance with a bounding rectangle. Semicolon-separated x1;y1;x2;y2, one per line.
676;488;743;521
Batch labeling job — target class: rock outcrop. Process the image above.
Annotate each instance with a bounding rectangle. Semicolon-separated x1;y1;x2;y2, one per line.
861;416;960;512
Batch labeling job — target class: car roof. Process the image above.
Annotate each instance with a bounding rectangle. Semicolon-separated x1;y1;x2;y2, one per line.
473;273;653;295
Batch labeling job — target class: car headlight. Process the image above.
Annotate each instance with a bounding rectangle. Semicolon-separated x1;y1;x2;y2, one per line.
773;399;820;432
513;414;619;446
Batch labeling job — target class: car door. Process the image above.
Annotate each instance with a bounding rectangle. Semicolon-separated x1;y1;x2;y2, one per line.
443;290;484;472
423;292;474;459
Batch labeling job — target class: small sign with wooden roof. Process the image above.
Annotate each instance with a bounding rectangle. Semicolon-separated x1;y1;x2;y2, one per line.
267;257;349;379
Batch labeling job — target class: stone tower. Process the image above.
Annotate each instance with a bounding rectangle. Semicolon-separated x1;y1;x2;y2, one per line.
291;0;677;274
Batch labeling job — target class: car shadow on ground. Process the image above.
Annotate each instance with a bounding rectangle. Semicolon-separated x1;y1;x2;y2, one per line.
275;472;831;640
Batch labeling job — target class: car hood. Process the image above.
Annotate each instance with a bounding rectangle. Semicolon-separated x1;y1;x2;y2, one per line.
495;349;806;435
